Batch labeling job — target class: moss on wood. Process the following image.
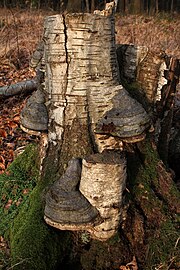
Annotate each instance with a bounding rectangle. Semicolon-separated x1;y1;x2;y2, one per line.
0;143;71;270
10;185;71;270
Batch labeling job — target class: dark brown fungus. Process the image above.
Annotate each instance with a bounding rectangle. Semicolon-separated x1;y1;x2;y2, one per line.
44;158;101;231
95;88;151;143
20;88;48;133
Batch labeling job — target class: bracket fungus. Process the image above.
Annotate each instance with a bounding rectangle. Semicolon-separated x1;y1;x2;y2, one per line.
95;88;151;143
44;152;127;241
20;87;48;134
44;158;101;231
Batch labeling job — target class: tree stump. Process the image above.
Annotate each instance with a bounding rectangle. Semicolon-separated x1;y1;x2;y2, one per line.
12;11;180;270
40;12;150;241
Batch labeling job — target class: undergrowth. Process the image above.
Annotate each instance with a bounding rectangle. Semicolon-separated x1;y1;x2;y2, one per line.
0;144;39;269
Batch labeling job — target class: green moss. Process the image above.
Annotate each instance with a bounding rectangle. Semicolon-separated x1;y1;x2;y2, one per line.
10;186;71;270
0;142;71;269
0;144;40;268
127;138;180;268
8;144;39;183
127;138;159;194
8;144;72;270
0;144;39;237
146;220;180;269
121;80;151;111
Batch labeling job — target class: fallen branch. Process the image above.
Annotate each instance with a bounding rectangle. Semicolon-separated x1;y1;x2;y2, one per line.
0;79;37;97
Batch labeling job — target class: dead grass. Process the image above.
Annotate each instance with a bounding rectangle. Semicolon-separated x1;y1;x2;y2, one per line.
0;8;179;66
115;13;180;59
0;8;53;62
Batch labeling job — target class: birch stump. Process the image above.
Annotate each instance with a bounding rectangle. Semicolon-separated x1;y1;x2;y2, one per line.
14;11;180;270
41;12;150;241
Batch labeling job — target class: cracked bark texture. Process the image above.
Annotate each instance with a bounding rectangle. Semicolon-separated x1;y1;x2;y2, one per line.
43;13;121;171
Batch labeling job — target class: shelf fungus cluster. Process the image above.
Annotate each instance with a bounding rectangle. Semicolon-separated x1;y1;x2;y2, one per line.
44;152;127;241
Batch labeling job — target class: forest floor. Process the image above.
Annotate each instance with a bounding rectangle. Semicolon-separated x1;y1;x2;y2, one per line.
0;8;180;269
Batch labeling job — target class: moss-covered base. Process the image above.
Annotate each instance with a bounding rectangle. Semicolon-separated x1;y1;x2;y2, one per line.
0;143;71;270
10;186;71;270
2;138;179;270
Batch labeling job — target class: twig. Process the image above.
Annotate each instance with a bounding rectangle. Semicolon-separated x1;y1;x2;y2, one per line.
7;258;30;270
8;8;20;68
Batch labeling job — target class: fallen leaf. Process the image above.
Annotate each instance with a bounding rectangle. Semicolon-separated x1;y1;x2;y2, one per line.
0;129;7;138
4;200;13;209
9;121;18;129
15;197;22;206
126;256;138;270
5;170;11;176
6;142;15;149
0;155;5;164
13;115;20;123
8;149;14;158
22;188;29;195
1;194;6;201
0;163;5;170
120;256;138;270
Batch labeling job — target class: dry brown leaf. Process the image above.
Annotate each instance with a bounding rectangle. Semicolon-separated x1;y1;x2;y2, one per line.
126;256;138;270
0;128;7;138
120;256;138;270
13;115;20;123
0;155;5;164
9;121;18;129
22;188;30;195
0;163;5;170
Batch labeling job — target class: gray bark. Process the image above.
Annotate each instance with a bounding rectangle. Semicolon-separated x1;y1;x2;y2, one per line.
0;79;37;97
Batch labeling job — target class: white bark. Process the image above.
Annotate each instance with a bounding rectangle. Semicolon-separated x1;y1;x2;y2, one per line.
43;14;120;145
80;152;126;240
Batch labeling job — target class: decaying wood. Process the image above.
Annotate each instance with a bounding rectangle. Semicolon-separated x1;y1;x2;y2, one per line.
116;44;180;167
0;79;37;97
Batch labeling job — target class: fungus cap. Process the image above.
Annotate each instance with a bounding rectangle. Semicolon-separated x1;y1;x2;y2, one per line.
95;88;151;143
